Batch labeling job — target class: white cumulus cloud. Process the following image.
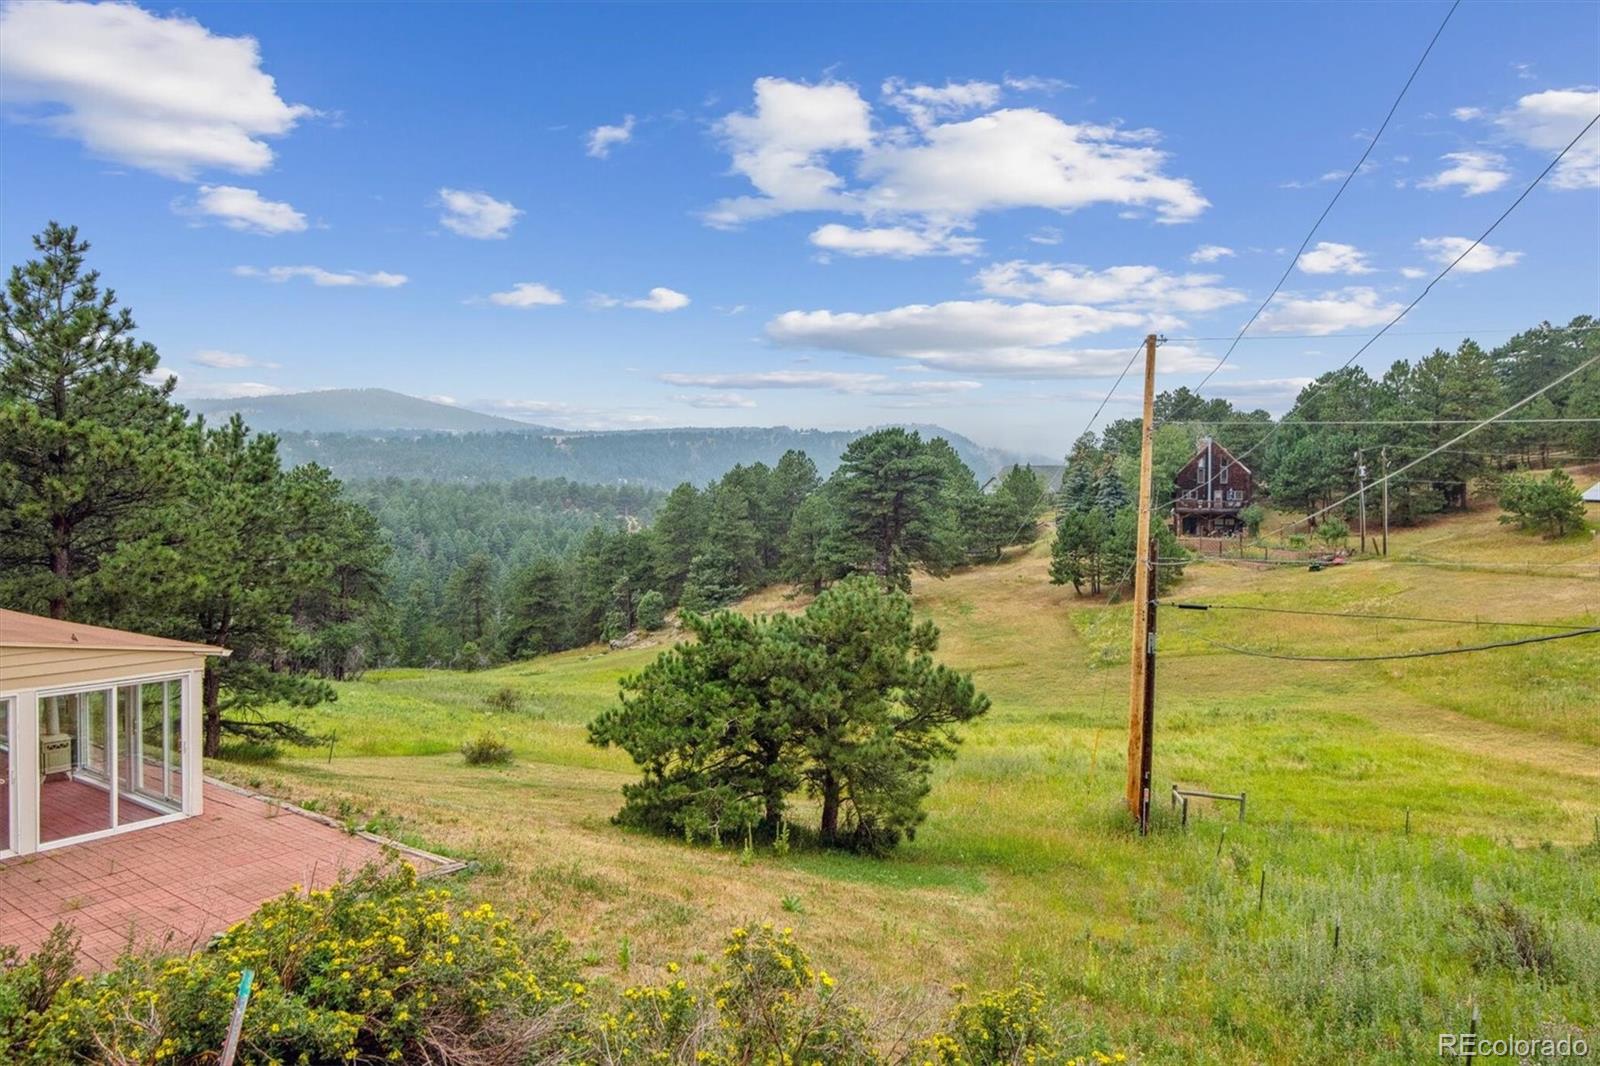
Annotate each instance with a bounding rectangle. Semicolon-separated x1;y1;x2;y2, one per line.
762;300;1217;378
704;77;1207;231
1296;241;1374;275
185;185;306;234
1418;151;1510;196
234;265;407;288
1493;88;1600;189
1416;236;1522;273
661;369;981;397
809;223;981;258
0;0;310;179
1256;288;1405;335
586;114;636;158
1188;244;1235;263
881;77;1001;128
437;188;522;239
486;282;565;308
975;261;1246;315
593;287;690;312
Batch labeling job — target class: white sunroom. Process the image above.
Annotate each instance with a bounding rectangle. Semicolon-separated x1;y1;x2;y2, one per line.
0;608;227;857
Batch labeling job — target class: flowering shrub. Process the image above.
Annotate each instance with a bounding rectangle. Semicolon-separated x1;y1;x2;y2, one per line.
4;865;582;1065
916;983;1126;1065
2;877;1129;1065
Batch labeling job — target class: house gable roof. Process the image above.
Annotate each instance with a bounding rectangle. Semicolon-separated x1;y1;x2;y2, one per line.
0;609;228;655
1178;437;1252;477
1584;480;1600;503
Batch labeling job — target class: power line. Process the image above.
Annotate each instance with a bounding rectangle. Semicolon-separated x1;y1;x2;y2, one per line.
1165;323;1600;342
1163;601;1588;629
1191;0;1462;393
1265;351;1600;538
1078;342;1146;440
1180;625;1600;662
1152;555;1600;573
1155;110;1600;518
1154;418;1600;427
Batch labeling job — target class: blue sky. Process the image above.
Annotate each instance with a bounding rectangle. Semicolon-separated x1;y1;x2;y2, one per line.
2;1;1597;456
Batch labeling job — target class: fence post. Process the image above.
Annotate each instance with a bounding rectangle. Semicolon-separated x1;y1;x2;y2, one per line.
220;967;255;1066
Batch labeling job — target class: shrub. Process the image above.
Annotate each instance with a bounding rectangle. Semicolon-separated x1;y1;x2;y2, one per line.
3;865;582;1065
0;926;75;1056
1459;899;1562;980
1316;516;1350;549
1498;468;1588;538
461;732;514;766
591;924;871;1065
485;686;523;713
917;982;1116;1066
636;590;667;631
1239;503;1265;538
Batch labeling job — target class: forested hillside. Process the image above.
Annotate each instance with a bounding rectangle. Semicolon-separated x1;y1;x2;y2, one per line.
1087;317;1599;521
273;422;1023;489
383;437;1052;668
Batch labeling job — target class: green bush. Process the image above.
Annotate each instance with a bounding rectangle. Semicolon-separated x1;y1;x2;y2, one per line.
635;590;667;631
461;732;514;766
484;686;523;713
2;866;581;1065
1498;467;1588;538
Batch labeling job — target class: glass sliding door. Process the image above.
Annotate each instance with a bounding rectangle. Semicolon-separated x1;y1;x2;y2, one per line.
119;682;181;816
39;690;113;843
37;678;185;846
1;698;12;856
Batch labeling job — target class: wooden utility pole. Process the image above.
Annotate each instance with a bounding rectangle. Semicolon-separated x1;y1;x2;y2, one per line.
1125;333;1159;825
1380;446;1389;556
1356;448;1368;554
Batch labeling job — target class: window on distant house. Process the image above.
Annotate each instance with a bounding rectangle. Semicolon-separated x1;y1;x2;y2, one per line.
1220;464;1230;485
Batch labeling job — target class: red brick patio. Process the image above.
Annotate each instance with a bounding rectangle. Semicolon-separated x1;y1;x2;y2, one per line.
1;779;461;969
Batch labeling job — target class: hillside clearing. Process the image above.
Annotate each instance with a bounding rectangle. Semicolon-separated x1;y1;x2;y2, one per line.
215;502;1600;1064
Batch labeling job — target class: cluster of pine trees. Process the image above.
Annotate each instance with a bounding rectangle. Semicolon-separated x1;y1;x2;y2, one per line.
1049;319;1597;595
1088;321;1598;526
427;430;1050;668
0;224;390;754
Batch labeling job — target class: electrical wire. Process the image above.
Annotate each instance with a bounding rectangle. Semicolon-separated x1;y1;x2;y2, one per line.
1154;417;1600;427
1161;601;1589;629
1078;342;1146;440
1164;323;1600;342
1265;351;1600;537
1191;0;1462;393
1152;111;1600;517
1181;625;1600;662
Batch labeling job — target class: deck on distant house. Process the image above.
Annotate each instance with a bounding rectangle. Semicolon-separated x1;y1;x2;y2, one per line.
0;779;461;969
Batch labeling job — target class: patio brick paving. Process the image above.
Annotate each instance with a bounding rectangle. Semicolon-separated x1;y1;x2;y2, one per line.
1;779;459;970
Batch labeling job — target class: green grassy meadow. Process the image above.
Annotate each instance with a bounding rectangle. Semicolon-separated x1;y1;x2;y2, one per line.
214;501;1600;1064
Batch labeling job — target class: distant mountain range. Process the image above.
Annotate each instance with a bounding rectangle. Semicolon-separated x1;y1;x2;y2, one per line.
188;388;1036;489
187;388;550;434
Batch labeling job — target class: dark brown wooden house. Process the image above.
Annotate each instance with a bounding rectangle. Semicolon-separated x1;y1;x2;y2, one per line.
1171;437;1255;535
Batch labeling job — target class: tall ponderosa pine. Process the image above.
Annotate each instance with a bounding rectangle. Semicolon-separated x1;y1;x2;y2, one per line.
827;428;964;590
0;222;188;619
499;557;568;659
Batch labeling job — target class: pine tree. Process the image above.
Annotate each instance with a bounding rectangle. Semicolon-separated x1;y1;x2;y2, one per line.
827;428;964;590
0;222;188;618
446;553;497;652
499;558;567;658
650;482;707;602
680;544;745;613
